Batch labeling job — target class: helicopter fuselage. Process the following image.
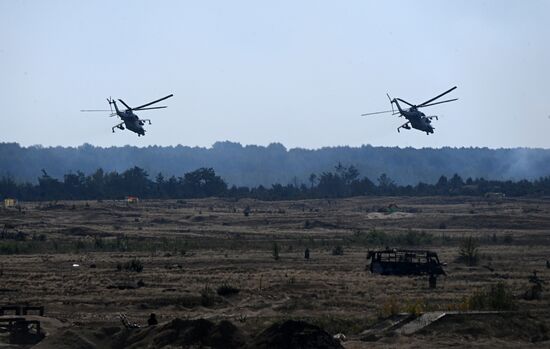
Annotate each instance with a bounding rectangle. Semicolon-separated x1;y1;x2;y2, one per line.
401;109;434;134
117;110;146;136
111;101;149;136
393;101;435;134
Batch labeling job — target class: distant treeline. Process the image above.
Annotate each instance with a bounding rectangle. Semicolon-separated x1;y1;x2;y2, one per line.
2;142;550;187
1;164;549;201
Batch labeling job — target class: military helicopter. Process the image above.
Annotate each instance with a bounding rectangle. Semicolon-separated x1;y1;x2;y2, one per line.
361;86;457;134
81;94;173;136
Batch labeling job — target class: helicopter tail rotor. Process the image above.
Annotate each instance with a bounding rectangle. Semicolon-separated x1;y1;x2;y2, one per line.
107;97;114;115
386;93;395;114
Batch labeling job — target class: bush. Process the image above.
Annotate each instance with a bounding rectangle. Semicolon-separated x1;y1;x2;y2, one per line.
503;234;514;244
467;282;517;310
396;230;433;246
272;242;280;260
94;237;105;249
457;236;479;266
200;285;216;306
365;229;389;245
122;259;143;272
32;233;47;241
216;283;240;296
332;245;344;256
379;297;401;318
0;241;20;254
351;229;435;247
74;239;86;252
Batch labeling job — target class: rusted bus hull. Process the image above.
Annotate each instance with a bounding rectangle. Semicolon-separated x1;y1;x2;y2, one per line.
367;249;446;276
370;260;445;276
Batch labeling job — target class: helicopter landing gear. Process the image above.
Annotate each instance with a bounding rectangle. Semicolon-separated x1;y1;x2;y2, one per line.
112;123;125;133
397;122;411;133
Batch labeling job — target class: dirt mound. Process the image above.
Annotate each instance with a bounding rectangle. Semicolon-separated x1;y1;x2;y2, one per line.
40;204;66;210
34;326;119;349
36;319;245;349
120;318;245;349
58;226;111;237
304;220;340;229
252;320;344;349
35;329;98;349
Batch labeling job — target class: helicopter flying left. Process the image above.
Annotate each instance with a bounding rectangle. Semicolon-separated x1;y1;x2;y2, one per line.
81;94;173;136
361;86;457;135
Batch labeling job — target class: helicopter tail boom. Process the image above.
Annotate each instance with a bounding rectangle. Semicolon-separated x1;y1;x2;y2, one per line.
391;98;405;115
108;97;120;115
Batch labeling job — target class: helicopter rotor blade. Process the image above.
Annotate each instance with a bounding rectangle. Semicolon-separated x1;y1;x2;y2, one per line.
133;106;167;111
418;98;458;108
417;86;457;107
118;99;132;110
80;109;113;112
361;110;394;116
395;98;415;107
132;94;173;111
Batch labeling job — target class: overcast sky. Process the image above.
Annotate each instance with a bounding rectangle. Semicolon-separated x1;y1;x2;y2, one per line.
1;1;549;149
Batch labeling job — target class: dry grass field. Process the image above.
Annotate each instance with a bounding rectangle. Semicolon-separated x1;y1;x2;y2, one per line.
1;196;550;347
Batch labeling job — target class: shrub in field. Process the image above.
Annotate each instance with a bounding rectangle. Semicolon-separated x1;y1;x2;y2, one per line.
121;259;143;272
404;299;426;316
467;282;516;310
272;242;280;260
457;235;479;266
74;239;86;252
0;242;21;254
216;283;240;296
524;271;544;300
379;297;401;318
332;245;344;256
396;230;433;246
200;285;216;306
94;237;105;249
503;234;514;244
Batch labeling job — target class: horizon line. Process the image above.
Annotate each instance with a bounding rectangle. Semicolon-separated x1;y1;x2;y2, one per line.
2;141;550;152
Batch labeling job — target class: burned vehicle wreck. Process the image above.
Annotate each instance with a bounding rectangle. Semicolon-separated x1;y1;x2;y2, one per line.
367;249;446;276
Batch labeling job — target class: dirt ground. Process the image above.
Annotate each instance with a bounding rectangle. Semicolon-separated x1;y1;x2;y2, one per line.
1;196;549;347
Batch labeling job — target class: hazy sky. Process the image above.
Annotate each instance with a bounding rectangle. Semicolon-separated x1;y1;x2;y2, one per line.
1;1;549;149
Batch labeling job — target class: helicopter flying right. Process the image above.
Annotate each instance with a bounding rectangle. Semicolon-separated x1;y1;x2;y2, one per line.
362;86;458;135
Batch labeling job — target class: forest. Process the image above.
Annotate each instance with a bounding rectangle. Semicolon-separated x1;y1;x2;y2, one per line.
1;142;550;187
1;164;548;201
